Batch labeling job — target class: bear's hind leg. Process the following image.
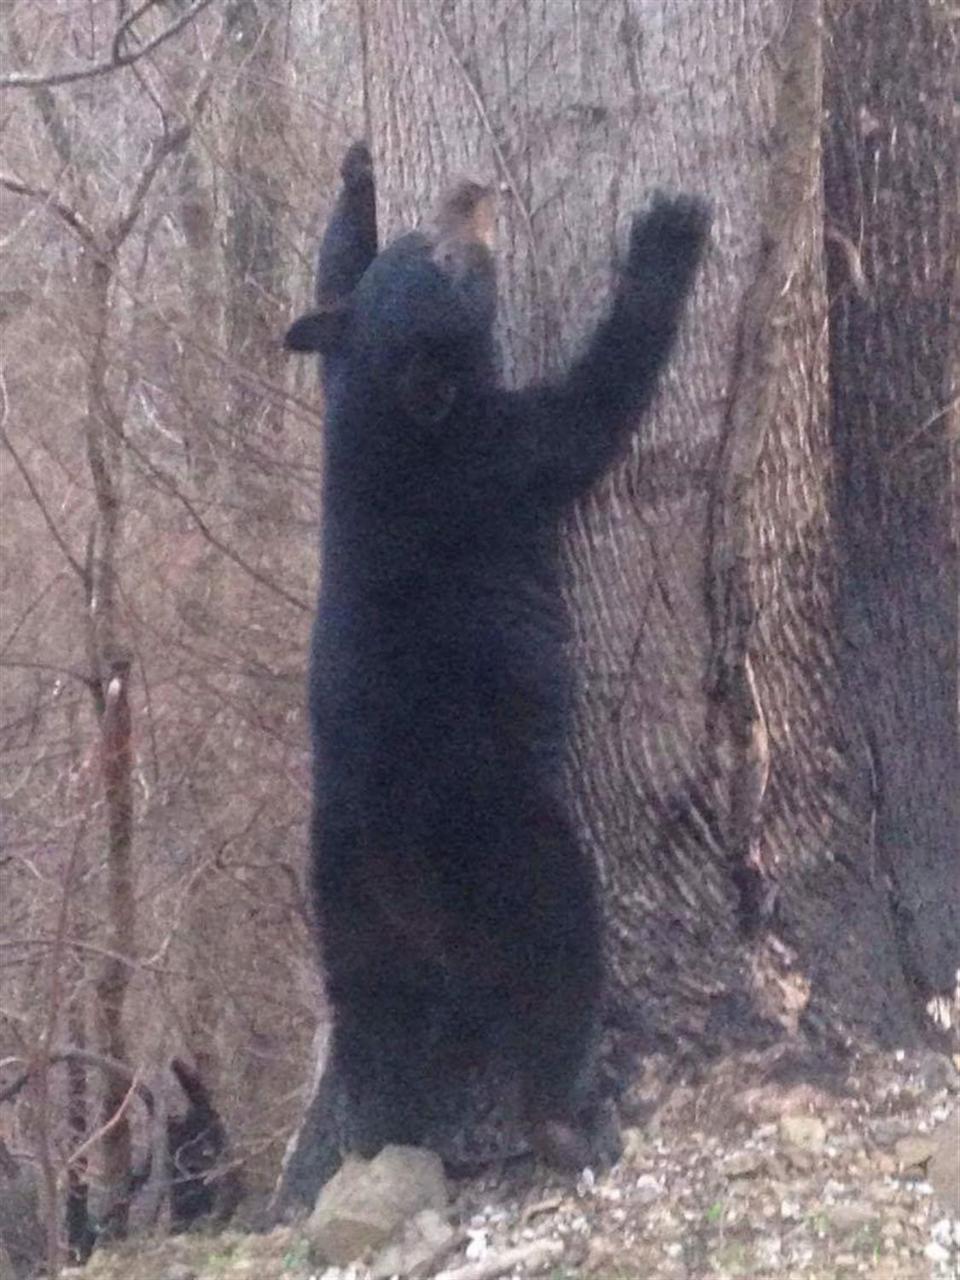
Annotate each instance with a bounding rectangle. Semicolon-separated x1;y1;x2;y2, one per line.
330;977;440;1157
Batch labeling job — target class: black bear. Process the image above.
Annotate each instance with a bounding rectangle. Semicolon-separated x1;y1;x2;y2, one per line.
49;1056;239;1251
163;1058;241;1231
284;143;709;1195
103;1058;239;1238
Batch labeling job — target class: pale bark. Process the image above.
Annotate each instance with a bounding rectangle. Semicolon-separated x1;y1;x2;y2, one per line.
360;0;828;1040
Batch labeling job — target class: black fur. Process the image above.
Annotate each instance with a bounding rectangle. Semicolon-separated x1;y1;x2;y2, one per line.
287;146;709;1179
114;1058;238;1236
164;1059;235;1231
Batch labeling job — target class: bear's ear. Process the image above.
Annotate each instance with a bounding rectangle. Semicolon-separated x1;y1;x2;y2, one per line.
284;304;348;354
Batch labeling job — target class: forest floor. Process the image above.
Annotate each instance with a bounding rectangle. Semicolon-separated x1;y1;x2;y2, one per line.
66;1045;958;1280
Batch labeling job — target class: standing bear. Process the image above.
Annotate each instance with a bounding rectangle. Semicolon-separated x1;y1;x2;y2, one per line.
282;142;709;1205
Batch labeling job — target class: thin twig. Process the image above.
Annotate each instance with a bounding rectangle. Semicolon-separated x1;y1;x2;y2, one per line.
0;174;103;254
0;0;217;91
110;21;225;248
112;0;165;63
0;427;87;583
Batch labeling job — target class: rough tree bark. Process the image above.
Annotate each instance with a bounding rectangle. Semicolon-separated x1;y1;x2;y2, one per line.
349;0;831;1045
277;0;958;1207
822;0;959;1029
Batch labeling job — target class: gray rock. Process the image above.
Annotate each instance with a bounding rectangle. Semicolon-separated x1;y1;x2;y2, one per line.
306;1146;448;1266
778;1114;826;1155
893;1133;937;1169
871;1116;914;1147
163;1266;197;1280
620;1127;646;1162
722;1149;768;1178
783;1145;816;1173
826;1203;878;1235
916;1051;959;1094
927;1111;959;1216
370;1207;459;1278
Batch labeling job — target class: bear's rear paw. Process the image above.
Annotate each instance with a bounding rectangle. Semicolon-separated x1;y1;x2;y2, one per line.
532;1098;622;1172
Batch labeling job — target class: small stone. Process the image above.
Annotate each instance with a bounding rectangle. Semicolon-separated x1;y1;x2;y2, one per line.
871;1264;924;1280
621;1127;646;1162
584;1237;619;1273
723;1149;767;1178
635;1173;662;1204
827;1203;878;1234
465;1227;489;1261
931;1217;960;1248
163;1267;197;1280
894;1134;937;1169
783;1145;816;1173
756;1236;781;1267
779;1114;827;1154
927;1112;959;1215
924;1240;951;1264
872;1117;914;1146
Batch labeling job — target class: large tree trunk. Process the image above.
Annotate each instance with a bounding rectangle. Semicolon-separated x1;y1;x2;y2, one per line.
822;0;959;1025
276;0;958;1210
356;0;837;1044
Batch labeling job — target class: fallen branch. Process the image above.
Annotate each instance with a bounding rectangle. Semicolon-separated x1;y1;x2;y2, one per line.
434;1238;565;1280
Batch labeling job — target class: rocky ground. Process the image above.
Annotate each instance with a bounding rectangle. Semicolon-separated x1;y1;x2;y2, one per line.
63;1046;958;1280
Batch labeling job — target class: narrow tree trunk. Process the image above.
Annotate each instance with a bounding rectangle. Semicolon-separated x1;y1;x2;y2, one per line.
174;95;223;1092
224;0;289;522
65;999;92;1263
92;655;135;1235
83;254;137;1233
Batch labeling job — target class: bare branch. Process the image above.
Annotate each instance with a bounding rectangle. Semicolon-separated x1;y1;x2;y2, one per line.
0;1049;154;1109
110;122;191;247
0;428;88;584
0;173;103;253
112;1;166;64
3;19;73;166
0;576;66;658
109;15;226;247
119;431;312;614
0;0;217;92
66;1069;144;1169
435;1240;565;1280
